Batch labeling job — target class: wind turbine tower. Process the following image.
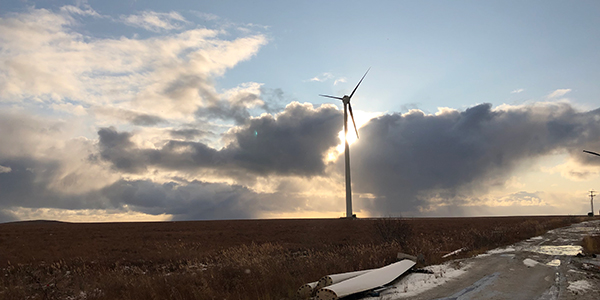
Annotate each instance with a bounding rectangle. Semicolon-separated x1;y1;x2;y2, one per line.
320;69;370;219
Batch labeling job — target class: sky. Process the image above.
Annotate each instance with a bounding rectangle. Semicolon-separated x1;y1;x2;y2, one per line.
1;0;600;222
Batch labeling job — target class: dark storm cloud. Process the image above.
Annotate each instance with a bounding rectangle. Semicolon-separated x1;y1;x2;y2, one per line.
223;102;342;176
169;128;210;140
351;103;600;214
0;158;107;210
100;179;280;220
98;103;343;176
0;159;298;220
97;127;221;173
94;107;167;126
0;210;18;223
130;114;167;126
260;87;291;113
197;99;254;125
195;87;292;124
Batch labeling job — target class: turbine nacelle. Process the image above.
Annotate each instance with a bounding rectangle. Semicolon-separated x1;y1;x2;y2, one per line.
319;68;370;139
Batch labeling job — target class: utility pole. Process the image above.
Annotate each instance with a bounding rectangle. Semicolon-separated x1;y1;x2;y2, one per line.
590;190;596;216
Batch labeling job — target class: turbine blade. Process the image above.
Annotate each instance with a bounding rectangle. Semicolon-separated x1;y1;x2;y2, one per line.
319;94;344;100
349;67;371;99
348;103;359;139
583;150;600;157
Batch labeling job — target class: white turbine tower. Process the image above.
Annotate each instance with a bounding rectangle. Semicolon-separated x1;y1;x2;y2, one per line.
320;68;370;219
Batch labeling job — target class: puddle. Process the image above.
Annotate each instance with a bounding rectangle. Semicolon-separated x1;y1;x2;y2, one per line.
546;259;561;267
525;245;582;256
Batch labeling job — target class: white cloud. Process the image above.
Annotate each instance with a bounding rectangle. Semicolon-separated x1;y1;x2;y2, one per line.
191;11;220;21
548;88;571;98
511;88;524;94
334;77;347;85
309;72;334;82
60;5;102;18
307;72;348;86
0;7;267;120
541;157;600;181
120;11;188;32
0;165;11;173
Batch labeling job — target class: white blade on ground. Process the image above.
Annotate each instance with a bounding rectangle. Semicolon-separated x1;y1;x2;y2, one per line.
316;269;374;290
296;281;318;299
316;259;416;300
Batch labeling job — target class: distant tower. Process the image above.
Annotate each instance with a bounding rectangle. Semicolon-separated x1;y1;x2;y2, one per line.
590;190;596;217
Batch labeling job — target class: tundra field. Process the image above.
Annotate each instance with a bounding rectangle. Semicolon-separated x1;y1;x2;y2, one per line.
0;216;594;300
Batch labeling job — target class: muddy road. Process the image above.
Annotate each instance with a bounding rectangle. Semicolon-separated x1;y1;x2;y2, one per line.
373;220;600;300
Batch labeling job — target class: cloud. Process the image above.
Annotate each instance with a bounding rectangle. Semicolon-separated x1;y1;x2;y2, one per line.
190;11;220;21
100;179;268;220
60;5;102;18
97;102;343;177
0;111;304;220
94;107;167;126
510;88;524;94
0;6;267;121
120;11;188;32
309;73;334;82
350;102;600;215
196;82;265;124
0;209;18;223
334;78;347;85
547;89;571;98
170;129;210;140
308;72;349;86
0;165;11;173
2;100;600;220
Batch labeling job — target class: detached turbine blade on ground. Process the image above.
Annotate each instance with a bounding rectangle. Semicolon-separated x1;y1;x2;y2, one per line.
349;68;370;99
348;104;359;139
319;94;344;100
583;150;600;157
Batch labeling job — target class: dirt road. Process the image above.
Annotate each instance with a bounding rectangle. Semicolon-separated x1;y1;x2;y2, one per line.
376;220;600;300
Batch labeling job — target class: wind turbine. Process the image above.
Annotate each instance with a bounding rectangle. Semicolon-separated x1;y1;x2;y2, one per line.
583;150;600;157
320;68;370;219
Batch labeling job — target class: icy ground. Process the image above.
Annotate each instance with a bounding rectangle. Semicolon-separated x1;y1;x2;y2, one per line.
366;220;600;300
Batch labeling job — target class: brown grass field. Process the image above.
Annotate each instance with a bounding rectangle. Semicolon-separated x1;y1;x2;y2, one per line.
0;216;589;300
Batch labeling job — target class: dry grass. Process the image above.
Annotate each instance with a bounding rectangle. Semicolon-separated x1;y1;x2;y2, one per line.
0;216;585;299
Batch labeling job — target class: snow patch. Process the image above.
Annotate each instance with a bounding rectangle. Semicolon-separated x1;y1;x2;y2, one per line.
523;258;539;267
378;262;470;298
527;236;543;241
567;280;593;293
525;245;582;256
546;259;560;267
